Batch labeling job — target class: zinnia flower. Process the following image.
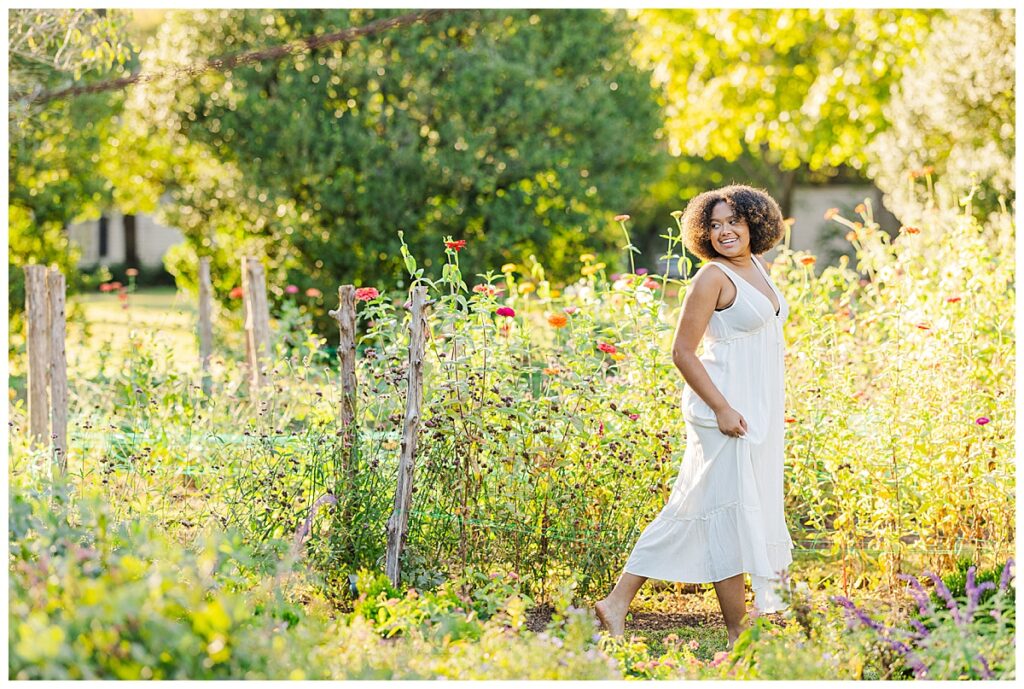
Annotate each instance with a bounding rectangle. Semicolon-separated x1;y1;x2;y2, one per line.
518;282;535;294
563;306;578;315
785;417;797;423
824;208;840;220
946;296;962;303
445;239;467;251
643;277;659;290
229;286;244;299
305;287;322;298
597;342;617;354
501;263;517;273
800;256;816;266
285;284;299;294
611;352;626;361
579;253;596;263
496;306;516;318
547;313;568;328
636;268;649;275
976;417;990;425
900;226;921;235
614;214;631;222
126;268;139;277
355;287;380;301
628;413;639;421
109;282;122;290
99;283;113;292
473;284;500;296
543;367;560;375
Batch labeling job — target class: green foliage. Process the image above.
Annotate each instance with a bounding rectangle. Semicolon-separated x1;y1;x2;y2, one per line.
632;8;935;172
867;9;1014;220
124;9;660;321
8;9;135;323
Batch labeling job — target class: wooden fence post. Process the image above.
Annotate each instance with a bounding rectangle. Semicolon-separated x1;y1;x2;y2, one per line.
24;265;49;447
329;285;358;559
198;257;213;394
242;257;272;390
385;285;428;586
47;269;67;475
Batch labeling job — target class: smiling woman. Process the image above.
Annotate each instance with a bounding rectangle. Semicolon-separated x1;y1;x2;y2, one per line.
595;184;792;651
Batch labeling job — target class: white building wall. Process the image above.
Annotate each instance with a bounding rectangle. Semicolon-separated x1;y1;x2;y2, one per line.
67;211;184;268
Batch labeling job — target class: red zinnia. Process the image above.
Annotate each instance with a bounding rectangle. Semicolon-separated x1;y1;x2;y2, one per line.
99;283;113;292
946;296;961;303
229;286;244;299
496;306;516;318
445;239;468;252
597;342;617;354
355;287;380;301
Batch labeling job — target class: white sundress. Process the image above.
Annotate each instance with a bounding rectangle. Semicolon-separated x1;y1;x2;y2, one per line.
623;255;794;613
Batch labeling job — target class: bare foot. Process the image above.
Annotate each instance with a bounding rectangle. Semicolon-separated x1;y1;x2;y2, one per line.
594;598;627;637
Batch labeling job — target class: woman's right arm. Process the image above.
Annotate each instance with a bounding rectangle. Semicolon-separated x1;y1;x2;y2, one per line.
670;268;748;437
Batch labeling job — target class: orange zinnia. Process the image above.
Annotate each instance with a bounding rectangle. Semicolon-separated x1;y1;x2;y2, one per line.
547;313;568;328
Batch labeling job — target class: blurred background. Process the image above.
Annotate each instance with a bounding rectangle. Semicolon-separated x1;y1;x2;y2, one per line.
8;8;1015;325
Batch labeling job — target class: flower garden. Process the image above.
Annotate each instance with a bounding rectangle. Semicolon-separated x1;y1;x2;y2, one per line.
8;186;1016;680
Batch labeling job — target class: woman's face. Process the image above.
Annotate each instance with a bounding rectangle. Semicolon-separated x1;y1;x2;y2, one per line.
709;201;750;257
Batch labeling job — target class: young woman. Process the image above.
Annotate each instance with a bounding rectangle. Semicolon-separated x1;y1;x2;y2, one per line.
595;184;794;649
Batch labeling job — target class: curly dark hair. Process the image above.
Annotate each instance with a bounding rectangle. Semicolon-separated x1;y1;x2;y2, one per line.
680;184;786;262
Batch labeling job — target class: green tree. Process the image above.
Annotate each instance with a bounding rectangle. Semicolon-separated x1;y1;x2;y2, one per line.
8;9;132;324
866;10;1014;220
125;9;661;309
631;9;935;174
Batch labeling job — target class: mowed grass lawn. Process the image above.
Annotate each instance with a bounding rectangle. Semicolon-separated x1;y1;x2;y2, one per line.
69;287;200;376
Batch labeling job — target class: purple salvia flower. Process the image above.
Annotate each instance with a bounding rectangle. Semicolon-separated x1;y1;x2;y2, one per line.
898;573;934;615
909;619;930;638
999;558;1015;591
832;595;887;633
965;581;996;622
977;652;993;679
925;571;962;625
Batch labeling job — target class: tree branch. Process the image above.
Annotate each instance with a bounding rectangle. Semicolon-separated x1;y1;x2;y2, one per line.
27;8;460;105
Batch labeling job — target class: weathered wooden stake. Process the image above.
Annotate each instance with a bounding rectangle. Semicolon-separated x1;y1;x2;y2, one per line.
329;285;358;558
24;265;49;447
242;257;272;390
385;285;428;586
198;257;213;394
47;268;67;475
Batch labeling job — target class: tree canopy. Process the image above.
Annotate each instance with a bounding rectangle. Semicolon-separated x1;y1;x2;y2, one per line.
123;9;662;302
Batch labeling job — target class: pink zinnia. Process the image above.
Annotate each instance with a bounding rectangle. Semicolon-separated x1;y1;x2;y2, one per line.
496;306;515;318
976;417;990;426
614;214;631;222
355;287;380;301
597;342;617;355
563;306;578;315
643;277;659;290
285;284;299;294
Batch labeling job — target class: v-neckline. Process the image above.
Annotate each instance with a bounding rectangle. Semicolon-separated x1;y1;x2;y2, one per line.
711;257;781;317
